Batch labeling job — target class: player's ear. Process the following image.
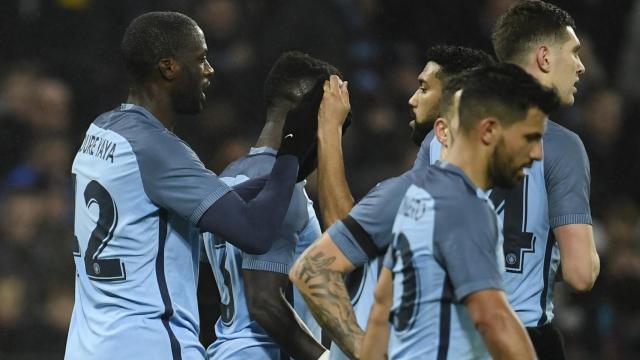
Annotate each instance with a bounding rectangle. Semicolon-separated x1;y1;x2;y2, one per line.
535;45;552;74
434;117;449;147
479;117;501;146
158;57;180;81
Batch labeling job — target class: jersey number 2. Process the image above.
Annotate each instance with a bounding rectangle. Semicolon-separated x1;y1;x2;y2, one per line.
74;179;125;281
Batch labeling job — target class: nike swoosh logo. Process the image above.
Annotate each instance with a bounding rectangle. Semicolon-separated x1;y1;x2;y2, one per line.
284;134;294;139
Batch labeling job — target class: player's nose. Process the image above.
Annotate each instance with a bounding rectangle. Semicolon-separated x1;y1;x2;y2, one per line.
576;56;585;75
530;141;543;161
204;60;214;78
408;90;418;107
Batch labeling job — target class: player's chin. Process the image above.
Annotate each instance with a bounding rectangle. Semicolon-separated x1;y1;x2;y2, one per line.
512;169;527;183
562;92;575;106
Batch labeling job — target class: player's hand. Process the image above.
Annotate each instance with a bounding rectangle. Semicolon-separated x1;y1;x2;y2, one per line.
278;78;324;165
318;75;352;136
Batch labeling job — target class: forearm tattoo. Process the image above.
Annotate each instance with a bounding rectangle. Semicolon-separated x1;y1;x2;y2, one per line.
295;244;363;359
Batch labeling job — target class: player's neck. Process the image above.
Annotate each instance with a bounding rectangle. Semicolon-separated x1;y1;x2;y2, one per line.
127;85;176;130
255;107;288;149
445;137;490;190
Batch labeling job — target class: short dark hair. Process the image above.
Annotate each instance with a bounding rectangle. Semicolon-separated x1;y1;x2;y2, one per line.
492;0;576;63
439;71;473;118
458;63;560;133
425;45;495;80
121;12;200;83
264;51;341;107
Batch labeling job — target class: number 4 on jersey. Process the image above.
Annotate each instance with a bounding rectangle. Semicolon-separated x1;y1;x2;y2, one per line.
491;176;535;273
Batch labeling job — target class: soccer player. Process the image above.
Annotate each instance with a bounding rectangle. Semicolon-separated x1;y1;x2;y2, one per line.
67;13;316;360
360;65;559;359
417;2;599;358
204;51;342;360
295;46;493;359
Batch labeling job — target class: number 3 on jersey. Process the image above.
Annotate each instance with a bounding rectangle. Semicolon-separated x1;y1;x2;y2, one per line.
210;237;237;326
73;177;126;281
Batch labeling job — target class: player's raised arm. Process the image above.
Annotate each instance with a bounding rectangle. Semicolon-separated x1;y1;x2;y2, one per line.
198;88;320;254
317;75;354;229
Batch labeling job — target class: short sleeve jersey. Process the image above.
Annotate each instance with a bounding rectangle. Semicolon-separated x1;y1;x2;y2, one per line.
385;163;504;359
413;120;592;327
203;147;321;360
67;104;232;360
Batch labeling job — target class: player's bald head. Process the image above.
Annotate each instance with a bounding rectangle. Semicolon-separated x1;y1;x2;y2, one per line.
121;11;201;83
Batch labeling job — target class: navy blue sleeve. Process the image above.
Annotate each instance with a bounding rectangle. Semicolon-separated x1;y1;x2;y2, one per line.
434;197;503;301
241;183;310;274
231;175;269;202
198;154;299;254
544;124;592;228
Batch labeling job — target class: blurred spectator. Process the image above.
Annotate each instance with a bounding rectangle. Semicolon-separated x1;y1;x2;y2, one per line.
575;87;625;215
3;135;72;192
602;199;640;358
618;0;640;101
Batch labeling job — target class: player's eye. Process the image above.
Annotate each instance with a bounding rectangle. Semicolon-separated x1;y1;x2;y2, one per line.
525;134;542;142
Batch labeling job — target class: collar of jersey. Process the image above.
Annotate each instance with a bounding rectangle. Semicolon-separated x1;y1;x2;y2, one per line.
248;146;277;156
434;160;491;200
119;103;165;130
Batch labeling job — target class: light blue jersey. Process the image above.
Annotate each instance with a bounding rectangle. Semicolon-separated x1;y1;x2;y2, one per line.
326;174;413;360
385;163;504;359
204;147;322;359
414;120;592;327
67;104;232;360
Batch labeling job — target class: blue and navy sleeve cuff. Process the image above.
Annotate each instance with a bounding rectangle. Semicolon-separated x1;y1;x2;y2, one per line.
327;221;369;268
190;184;233;224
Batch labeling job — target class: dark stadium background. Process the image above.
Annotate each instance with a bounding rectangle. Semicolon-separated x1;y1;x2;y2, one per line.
1;0;639;358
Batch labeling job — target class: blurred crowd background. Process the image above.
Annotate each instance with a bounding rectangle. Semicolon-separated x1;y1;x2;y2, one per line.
1;0;639;358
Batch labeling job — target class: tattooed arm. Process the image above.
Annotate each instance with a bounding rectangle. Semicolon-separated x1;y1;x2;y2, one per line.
290;232;362;359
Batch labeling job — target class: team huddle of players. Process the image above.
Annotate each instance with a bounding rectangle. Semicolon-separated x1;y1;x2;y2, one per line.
66;1;599;359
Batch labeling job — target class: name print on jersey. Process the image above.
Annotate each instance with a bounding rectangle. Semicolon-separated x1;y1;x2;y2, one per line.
78;133;117;163
399;195;429;221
